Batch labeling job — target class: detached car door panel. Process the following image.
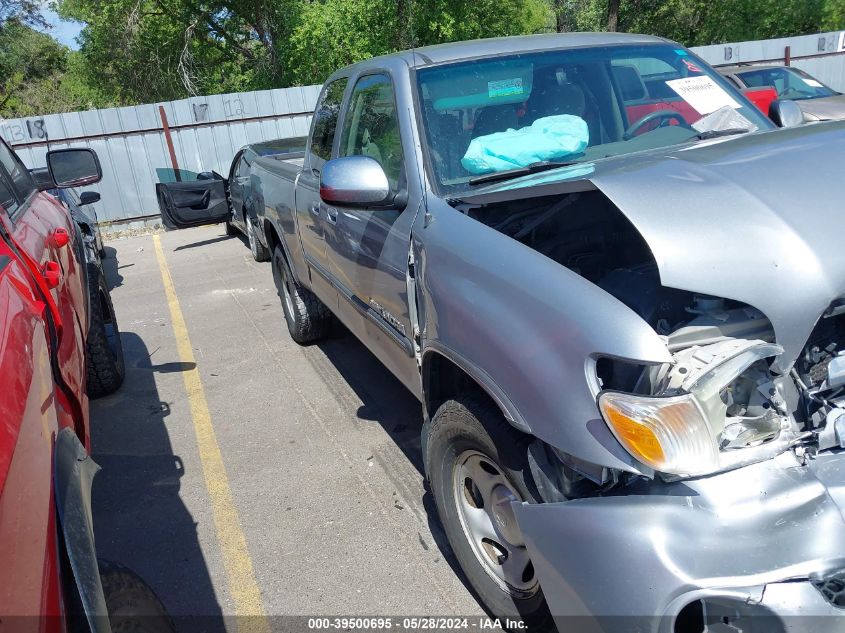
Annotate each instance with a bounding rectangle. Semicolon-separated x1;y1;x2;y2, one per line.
156;179;228;229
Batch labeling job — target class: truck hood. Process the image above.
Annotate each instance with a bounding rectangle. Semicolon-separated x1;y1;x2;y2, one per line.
797;93;845;121
465;122;845;369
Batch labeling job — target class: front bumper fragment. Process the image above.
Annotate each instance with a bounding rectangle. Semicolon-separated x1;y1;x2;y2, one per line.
513;450;845;633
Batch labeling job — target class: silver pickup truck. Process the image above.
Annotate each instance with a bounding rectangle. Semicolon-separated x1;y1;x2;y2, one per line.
159;32;845;633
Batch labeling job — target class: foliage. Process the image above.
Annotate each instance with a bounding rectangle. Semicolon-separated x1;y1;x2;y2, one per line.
616;0;827;47
283;0;399;86
0;19;63;115
0;17;114;117
0;0;48;27
57;0;274;103
283;0;551;86
0;0;844;116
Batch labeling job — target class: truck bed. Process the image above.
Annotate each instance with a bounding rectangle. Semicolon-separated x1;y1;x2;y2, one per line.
254;153;304;178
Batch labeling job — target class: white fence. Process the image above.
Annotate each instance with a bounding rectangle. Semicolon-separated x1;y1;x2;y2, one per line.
5;30;845;226
1;85;321;226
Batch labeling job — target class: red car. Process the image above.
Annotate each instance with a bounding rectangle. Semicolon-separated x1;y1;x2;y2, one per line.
0;140;169;631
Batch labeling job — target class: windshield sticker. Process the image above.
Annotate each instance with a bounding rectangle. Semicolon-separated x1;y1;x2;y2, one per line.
682;58;702;73
805;78;824;88
488;78;524;99
665;76;740;115
674;49;689;57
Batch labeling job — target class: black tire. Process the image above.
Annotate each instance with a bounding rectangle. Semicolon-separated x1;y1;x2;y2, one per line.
225;219;237;236
98;560;175;633
86;263;125;398
427;393;554;632
272;245;331;344
246;213;270;262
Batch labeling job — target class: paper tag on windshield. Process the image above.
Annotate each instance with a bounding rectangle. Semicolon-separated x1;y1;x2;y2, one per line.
665;76;740;115
805;78;824;88
488;78;523;99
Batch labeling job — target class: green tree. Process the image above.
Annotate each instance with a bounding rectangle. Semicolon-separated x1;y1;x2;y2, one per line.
58;0;291;102
0;0;47;27
59;0;551;103
3;0;843;116
0;19;67;116
284;0;550;86
822;0;845;30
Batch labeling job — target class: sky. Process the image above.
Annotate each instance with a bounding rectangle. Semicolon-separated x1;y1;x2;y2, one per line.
39;5;83;49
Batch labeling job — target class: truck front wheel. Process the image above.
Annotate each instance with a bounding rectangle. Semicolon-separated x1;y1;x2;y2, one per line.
86;263;125;398
427;394;554;631
272;246;331;344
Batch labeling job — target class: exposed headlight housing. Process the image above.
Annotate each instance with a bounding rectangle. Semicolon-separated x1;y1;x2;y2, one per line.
598;391;719;476
597;339;798;478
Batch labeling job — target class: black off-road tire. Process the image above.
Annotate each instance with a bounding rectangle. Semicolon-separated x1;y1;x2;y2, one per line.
98;560;175;633
246;213;270;262
427;393;554;632
272;246;331;344
86;263;125;398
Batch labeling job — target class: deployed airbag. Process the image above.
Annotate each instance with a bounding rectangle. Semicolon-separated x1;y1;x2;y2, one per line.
461;114;589;174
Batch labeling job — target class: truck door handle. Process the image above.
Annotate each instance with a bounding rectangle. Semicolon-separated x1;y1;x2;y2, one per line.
47;228;70;249
42;261;61;289
310;202;321;216
326;208;338;224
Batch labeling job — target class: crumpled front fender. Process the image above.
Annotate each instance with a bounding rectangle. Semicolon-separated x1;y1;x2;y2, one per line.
514;450;845;633
416;199;672;475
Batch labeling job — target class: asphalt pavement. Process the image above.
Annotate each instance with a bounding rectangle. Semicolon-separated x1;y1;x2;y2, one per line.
90;225;486;629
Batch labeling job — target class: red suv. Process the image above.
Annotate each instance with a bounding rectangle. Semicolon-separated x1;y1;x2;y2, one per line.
0;141;169;631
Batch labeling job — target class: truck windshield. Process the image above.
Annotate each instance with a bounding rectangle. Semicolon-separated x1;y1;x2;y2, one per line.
415;43;773;194
737;66;839;101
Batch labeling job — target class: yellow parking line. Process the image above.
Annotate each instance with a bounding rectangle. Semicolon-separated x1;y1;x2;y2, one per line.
153;234;269;632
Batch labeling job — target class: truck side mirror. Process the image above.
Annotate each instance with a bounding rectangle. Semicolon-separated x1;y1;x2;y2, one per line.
46;148;102;188
320;156;390;207
769;99;804;128
30;167;54;191
79;191;101;205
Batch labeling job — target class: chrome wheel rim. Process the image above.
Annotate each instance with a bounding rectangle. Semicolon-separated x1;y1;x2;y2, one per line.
280;265;295;316
452;450;538;596
247;217;258;256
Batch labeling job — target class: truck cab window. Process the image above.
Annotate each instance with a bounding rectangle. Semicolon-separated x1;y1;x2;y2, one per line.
310;78;348;166
0;172;17;216
339;74;405;191
0;141;35;206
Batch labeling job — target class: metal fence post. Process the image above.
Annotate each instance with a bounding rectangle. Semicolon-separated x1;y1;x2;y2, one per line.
158;105;181;181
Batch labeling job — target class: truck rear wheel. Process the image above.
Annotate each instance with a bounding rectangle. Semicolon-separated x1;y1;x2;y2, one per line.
99;559;175;633
272;246;331;344
86;263;125;398
247;213;270;262
427;393;553;632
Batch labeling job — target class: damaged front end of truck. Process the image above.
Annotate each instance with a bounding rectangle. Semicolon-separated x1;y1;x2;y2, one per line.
444;125;845;632
514;298;845;633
